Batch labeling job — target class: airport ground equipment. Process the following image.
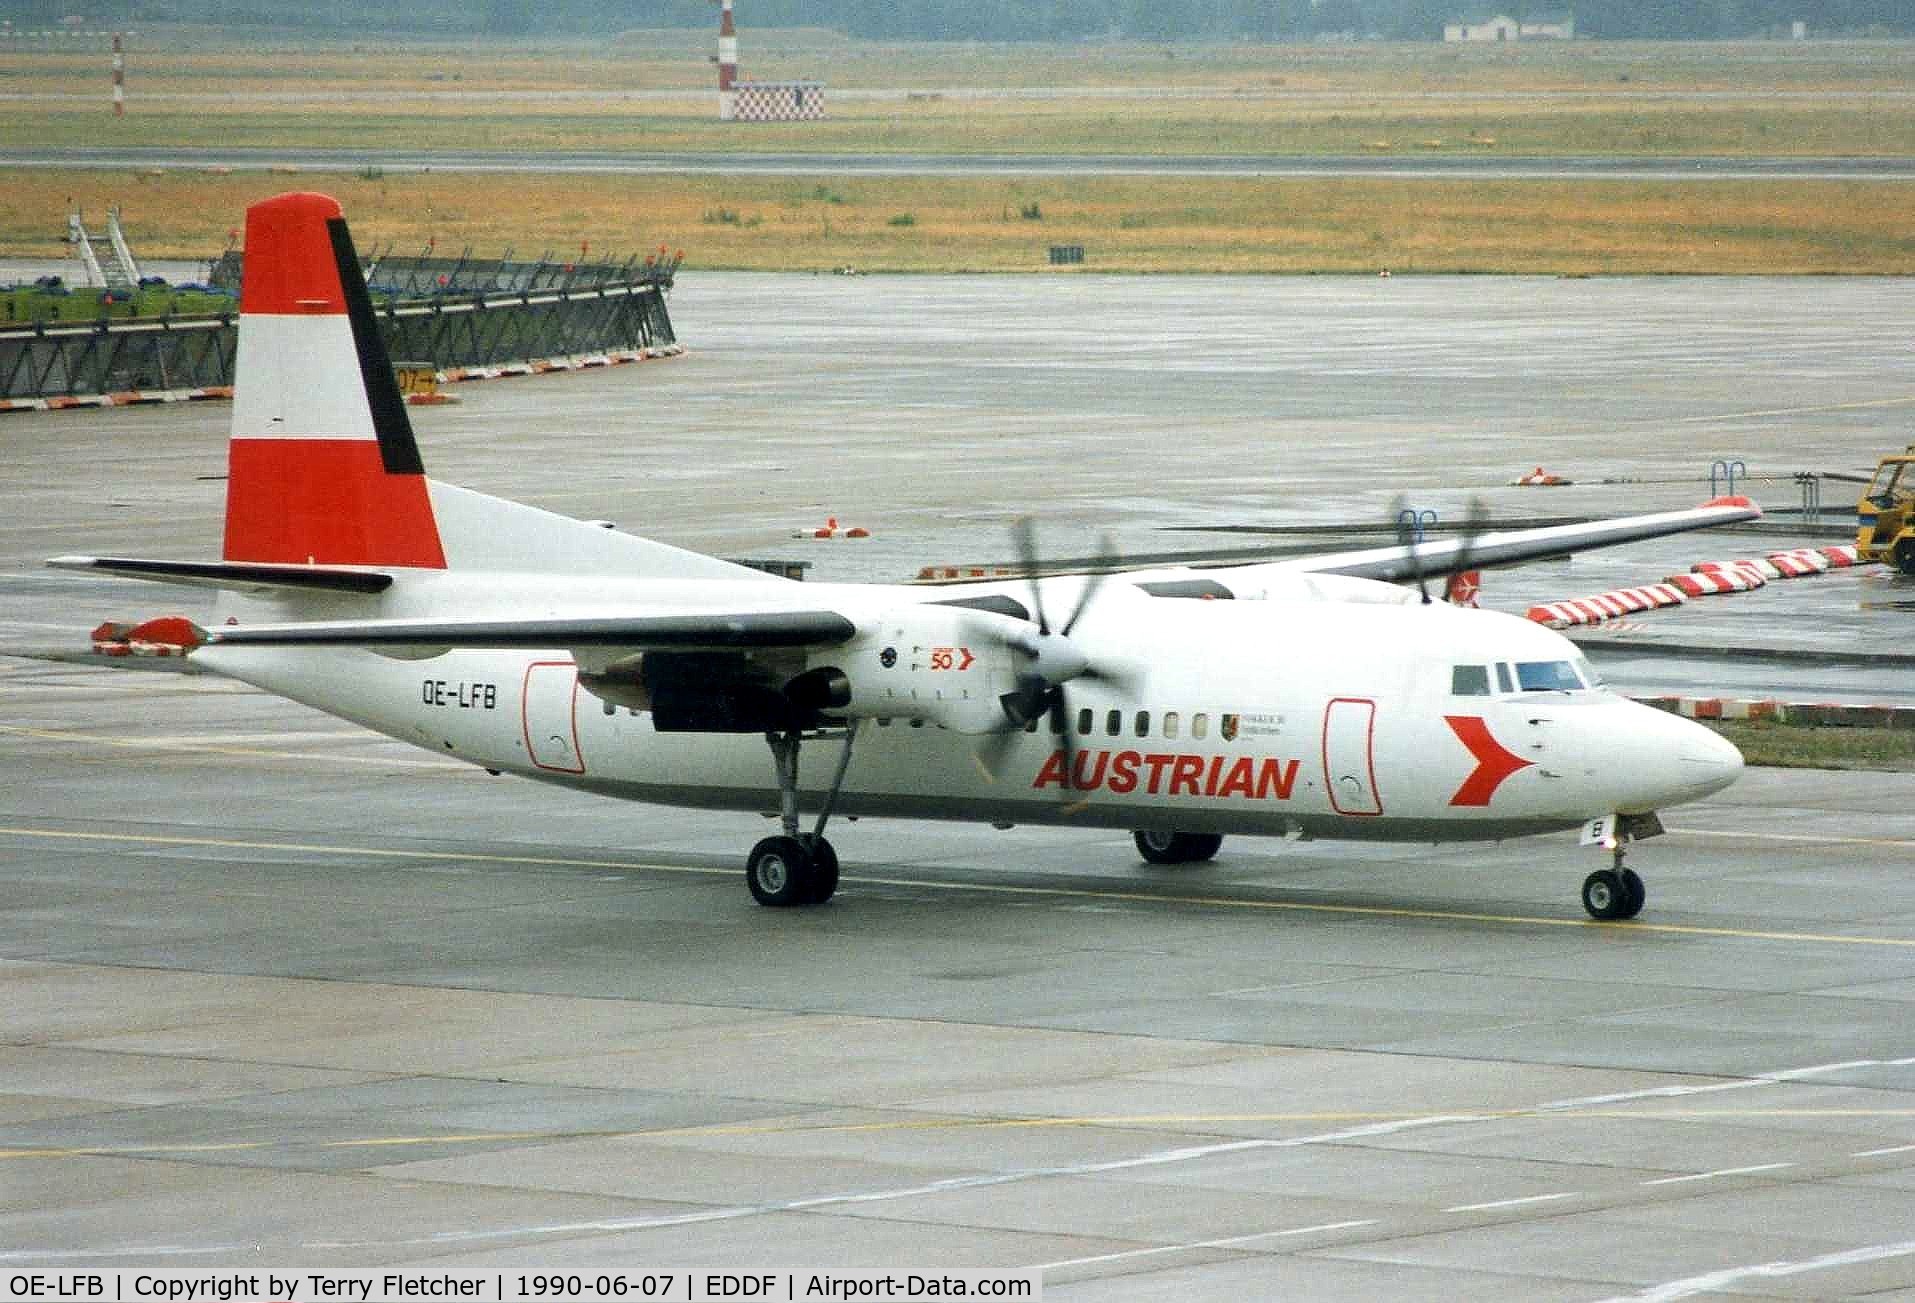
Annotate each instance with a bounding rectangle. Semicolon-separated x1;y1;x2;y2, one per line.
1856;444;1915;574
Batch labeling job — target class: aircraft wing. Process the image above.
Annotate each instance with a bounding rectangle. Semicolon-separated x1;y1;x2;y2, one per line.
205;610;858;653
1280;501;1762;582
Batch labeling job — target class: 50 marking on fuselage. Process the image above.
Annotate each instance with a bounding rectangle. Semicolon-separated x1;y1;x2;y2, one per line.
422;679;498;709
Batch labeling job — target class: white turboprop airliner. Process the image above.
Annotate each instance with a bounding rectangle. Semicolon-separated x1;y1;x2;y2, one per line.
36;193;1759;920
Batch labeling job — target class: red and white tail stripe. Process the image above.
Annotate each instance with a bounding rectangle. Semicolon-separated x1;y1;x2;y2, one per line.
223;192;446;570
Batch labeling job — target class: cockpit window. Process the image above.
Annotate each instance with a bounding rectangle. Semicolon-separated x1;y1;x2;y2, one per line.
1573;656;1603;689
1451;665;1491;696
1516;659;1583;692
1866;460;1908;505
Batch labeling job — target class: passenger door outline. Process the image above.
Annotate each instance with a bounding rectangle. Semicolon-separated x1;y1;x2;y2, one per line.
1322;696;1383;816
523;661;586;774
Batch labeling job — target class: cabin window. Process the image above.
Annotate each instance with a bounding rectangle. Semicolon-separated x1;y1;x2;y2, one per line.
1221;714;1240;742
1495;662;1515;693
1163;711;1181;739
1574;656;1602;689
1135;710;1151;737
1191;713;1209;740
1516;660;1583;692
1451;665;1492;696
1078;707;1094;736
1048;710;1065;734
1106;709;1123;736
1025;717;1040;733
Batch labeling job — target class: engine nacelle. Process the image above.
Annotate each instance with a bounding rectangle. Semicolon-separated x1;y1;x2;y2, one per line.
809;604;1024;735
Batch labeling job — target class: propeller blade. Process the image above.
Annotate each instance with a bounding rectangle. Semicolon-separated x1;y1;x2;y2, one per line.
1048;687;1082;808
973;720;1023;782
1444;497;1491;605
1392;495;1432;605
1011;515;1051;635
1059;533;1119;636
973;517;1122;809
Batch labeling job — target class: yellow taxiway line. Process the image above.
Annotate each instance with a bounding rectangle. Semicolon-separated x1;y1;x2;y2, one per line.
1;822;1913;949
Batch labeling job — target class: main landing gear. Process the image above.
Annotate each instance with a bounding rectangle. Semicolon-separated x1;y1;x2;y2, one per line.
1133;830;1224;865
1581;834;1647;922
746;722;859;907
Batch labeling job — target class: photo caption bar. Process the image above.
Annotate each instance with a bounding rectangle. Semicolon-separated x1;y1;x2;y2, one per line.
0;1273;1041;1303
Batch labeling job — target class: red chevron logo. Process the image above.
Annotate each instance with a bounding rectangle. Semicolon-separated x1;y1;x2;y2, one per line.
1444;715;1535;807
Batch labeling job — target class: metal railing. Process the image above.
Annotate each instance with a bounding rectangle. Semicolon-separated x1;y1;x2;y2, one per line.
3;256;678;402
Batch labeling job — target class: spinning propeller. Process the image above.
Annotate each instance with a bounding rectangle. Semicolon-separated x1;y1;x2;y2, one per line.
974;518;1132;799
1393;496;1490;605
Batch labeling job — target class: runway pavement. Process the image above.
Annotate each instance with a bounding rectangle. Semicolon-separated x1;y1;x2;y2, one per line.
4;273;1915;1292
8;145;1915;181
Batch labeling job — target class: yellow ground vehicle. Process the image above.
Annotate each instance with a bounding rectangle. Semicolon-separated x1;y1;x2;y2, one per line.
1857;444;1915;574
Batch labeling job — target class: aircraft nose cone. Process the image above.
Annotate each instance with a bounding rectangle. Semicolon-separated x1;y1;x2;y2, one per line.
1602;702;1746;812
1677;721;1745;797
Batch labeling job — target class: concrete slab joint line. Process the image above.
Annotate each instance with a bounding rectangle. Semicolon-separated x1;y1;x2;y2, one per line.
1606;1238;1915;1303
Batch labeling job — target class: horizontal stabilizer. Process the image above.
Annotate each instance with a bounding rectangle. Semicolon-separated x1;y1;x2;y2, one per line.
49;556;394;594
207;610;858;652
0;645;204;673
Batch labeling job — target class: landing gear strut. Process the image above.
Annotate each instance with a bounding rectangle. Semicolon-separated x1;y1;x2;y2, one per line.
1581;838;1647;921
746;722;858;907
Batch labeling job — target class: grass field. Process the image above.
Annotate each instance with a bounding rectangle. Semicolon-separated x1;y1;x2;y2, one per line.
2;34;1911;275
4;168;1910;275
4;34;1913;156
8;96;1913;159
1707;719;1915;772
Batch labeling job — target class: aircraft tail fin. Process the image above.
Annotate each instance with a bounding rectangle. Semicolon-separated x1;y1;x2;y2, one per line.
221;192;763;586
224;191;446;569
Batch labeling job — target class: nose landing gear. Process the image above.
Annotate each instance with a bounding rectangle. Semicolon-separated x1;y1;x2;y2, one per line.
1580;812;1657;920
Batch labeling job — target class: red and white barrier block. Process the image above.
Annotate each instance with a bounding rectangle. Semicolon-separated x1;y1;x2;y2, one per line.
917;565;1018;582
1525;583;1685;628
1636;695;1915;730
1530;539;1881;630
795;516;870;540
1694;558;1776;583
1;385;233;414
1670;566;1759;596
1765;547;1830;577
1512;466;1571;486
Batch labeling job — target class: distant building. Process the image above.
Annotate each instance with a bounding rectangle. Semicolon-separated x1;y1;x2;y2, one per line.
1445;12;1517;41
1444;10;1575;41
1521;10;1575;38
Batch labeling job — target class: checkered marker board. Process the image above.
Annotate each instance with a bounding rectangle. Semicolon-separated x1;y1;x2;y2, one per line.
733;81;825;121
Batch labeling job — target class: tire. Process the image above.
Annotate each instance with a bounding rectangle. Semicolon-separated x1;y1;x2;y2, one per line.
1581;868;1631;921
1134;830;1224;865
747;835;814;907
1895;538;1915;577
799;835;839;905
1619;868;1646;919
